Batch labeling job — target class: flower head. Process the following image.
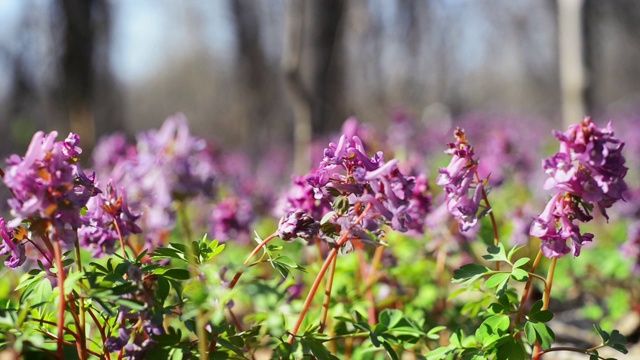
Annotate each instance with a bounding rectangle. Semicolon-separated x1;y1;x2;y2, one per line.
3;131;99;241
277;210;320;241
531;118;627;258
436;127;487;232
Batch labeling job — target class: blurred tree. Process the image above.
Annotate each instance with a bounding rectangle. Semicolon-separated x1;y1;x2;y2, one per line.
303;0;347;135
57;0;120;151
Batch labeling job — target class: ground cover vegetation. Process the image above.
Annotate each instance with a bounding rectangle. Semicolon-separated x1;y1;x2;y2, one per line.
0;114;637;359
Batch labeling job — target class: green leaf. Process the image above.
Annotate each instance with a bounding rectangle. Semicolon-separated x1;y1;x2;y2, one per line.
531;322;555;350
452;264;491;283
156;276;170;304
483;244;508;263
607;329;628;354
426;326;447;340
162;269;190;280
476;315;510;347
594;324;609;342
524;322;536;345
332;196;350;215
424;346;456;360
506;245;524;262
530;300;544;316
485;273;510;289
512;257;530;269
496;336;525;360
116;299;146;311
530;310;554;323
510;269;529;282
382;342;399;360
378;309;403;329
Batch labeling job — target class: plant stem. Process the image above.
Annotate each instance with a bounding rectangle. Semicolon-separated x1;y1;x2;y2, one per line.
476;174;500;270
30;319;78;338
514;250;543;329
363;245;385;322
532;257;558;360
354;242;377;326
86;307;111;360
177;202;208;360
52;239;66;360
539;346;605;359
288;203;373;344
542;257;558;310
228;233;278;289
319;251;338;333
113;220;128;259
74;241;88;360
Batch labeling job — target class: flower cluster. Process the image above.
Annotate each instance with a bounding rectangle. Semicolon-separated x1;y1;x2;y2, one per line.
93;114;218;243
281;119;430;246
78;180;142;257
3;131;99;242
210;196;254;243
530;118;628;258
436;128;487;231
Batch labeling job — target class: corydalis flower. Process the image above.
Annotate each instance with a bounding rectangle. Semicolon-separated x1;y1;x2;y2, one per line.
544;117;627;220
277;210;320;241
0;218;25;268
531;118;627;258
78;180;141;257
530;193;594;258
210;197;254;242
436;128;487;231
300;118;430;242
3;131;99;241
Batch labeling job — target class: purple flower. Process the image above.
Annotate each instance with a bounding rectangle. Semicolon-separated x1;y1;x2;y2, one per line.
283;118;431;248
92;115;219;239
531;118;627;258
436;128;487;232
621;221;640;274
543;117;628;220
277;210;320;241
3;131;99;242
0;218;25;269
210;197;254;242
78;180;141;256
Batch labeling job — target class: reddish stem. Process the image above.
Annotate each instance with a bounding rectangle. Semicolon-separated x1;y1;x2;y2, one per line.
228;233;277;289
288;203;373;343
319;252;338;333
113;220;128;259
52;240;66;360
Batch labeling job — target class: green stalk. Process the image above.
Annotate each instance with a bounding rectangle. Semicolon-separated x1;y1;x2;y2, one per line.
177;202;208;359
